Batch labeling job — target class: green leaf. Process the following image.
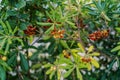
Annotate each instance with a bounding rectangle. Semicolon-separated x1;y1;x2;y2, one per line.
48;41;56;54
58;43;62;53
0;20;8;34
15;0;26;9
44;63;52;68
76;67;83;80
65;20;76;29
20;23;28;30
0;60;11;71
7;54;17;67
8;38;12;44
0;66;6;80
0;38;7;50
117;51;120;56
88;45;94;53
50;70;56;79
91;58;99;68
37;22;53;26
15;38;24;46
46;11;53;21
101;12;111;21
77;43;85;52
86;63;92;71
108;59;116;71
31;64;41;69
45;24;54;34
90;52;100;56
20;53;29;71
59;58;73;65
6;10;19;16
46;68;52;75
92;0;102;11
117;42;120;45
5;21;12;33
13;26;18;34
4;41;10;55
60;40;70;49
60;64;73;69
64;67;74;78
57;70;60;80
111;45;120;52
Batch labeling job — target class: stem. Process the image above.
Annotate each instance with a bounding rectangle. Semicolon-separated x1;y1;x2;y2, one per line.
16;66;24;80
72;71;76;80
16;53;23;80
31;29;43;46
26;38;31;78
75;16;86;51
44;71;47;80
31;35;41;46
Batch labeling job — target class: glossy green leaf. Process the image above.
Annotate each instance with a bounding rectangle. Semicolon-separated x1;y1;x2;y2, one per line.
15;0;26;9
57;70;60;80
117;51;120;56
20;53;29;71
46;68;52;75
0;66;6;80
66;20;76;29
20;23;28;30
15;38;24;46
37;22;53;26
77;43;85;52
45;24;54;34
5;21;12;33
60;40;70;49
31;64;41;69
117;42;120;45
59;58;73;65
64;67;74;78
101;12;111;21
7;54;17;67
88;45;94;53
91;58;99;68
50;70;56;79
60;64;73;69
13;26;18;34
0;60;11;71
0;38;7;50
76;67;83;80
111;45;120;52
6;10;19;16
0;20;8;34
44;63;53;68
90;52;100;56
4;42;10;55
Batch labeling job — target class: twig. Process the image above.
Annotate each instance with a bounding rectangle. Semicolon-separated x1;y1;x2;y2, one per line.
72;71;76;80
31;36;41;46
75;15;86;51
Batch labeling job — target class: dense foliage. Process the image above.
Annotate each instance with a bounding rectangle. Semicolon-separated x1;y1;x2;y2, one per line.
0;0;120;80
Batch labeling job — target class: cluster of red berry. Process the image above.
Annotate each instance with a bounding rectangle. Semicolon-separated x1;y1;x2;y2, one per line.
63;50;71;58
24;26;37;35
51;28;65;39
77;18;86;28
81;57;91;63
89;29;109;41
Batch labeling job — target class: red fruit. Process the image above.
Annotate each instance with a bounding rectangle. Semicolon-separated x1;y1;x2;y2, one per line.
47;19;52;23
89;29;109;41
24;25;36;35
81;57;91;63
89;34;96;41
